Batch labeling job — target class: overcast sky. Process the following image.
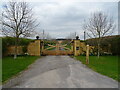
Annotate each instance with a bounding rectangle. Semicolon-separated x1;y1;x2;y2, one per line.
1;0;119;39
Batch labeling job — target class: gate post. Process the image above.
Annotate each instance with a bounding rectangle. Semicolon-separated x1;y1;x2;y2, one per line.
56;43;59;55
73;36;80;56
86;45;89;64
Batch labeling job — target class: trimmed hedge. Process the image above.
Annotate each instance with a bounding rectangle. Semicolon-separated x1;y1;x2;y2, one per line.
2;37;34;56
86;35;120;55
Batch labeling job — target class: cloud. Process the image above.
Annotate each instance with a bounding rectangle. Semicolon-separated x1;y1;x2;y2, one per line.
21;0;120;2
1;1;118;39
31;2;118;39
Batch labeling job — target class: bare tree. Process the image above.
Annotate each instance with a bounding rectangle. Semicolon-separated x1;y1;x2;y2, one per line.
83;11;115;58
2;1;39;59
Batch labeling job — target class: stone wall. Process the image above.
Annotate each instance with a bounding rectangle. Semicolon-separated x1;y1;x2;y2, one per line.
27;40;41;56
73;40;95;56
4;40;41;56
80;42;95;55
5;46;23;56
80;42;86;54
5;40;95;56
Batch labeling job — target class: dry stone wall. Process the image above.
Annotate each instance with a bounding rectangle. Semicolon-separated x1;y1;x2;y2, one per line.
5;46;23;56
5;40;95;56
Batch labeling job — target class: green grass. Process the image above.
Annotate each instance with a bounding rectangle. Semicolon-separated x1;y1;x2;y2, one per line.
75;56;119;81
2;56;40;82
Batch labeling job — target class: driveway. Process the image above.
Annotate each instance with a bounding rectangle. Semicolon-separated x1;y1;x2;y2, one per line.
3;56;118;88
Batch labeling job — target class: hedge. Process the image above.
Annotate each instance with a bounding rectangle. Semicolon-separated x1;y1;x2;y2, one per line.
86;35;120;55
2;37;34;56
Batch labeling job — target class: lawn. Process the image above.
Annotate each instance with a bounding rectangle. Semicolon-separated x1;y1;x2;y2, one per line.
2;56;40;82
75;56;119;81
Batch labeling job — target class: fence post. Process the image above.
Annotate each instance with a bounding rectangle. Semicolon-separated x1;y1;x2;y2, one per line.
86;45;89;64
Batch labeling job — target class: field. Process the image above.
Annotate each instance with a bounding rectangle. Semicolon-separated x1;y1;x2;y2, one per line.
75;56;119;81
2;56;40;82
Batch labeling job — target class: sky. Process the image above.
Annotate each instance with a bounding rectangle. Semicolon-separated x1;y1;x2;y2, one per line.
0;0;119;39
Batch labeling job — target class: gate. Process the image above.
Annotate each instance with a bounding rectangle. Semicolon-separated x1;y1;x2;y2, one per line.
41;40;73;55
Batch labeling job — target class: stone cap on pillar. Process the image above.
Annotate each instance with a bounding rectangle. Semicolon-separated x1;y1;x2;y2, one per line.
76;36;79;40
36;36;39;40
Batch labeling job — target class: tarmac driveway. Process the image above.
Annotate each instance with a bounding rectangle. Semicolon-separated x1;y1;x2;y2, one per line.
3;56;118;88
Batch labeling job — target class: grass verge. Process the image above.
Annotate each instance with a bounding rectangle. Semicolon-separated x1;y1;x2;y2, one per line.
2;56;40;82
75;56;119;81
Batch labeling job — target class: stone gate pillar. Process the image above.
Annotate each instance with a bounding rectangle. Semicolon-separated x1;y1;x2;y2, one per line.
27;40;41;56
35;40;41;56
73;36;80;56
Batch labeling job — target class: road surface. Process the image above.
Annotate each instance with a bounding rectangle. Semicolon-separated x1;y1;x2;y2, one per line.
3;56;118;88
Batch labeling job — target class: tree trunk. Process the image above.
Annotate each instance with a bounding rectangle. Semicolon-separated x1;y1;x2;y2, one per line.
97;37;100;59
97;43;100;58
14;36;18;59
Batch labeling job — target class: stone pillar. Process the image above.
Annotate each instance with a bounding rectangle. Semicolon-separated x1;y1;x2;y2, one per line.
73;39;80;56
35;40;41;56
27;40;41;56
